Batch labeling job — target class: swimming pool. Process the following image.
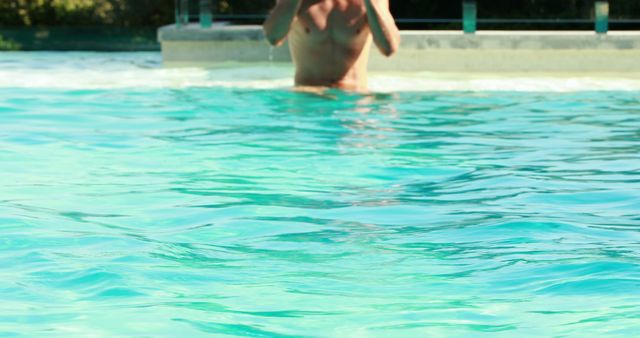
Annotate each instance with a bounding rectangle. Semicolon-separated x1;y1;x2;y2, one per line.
1;52;639;337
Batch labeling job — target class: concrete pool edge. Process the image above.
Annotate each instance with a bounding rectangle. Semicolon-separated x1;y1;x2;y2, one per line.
158;24;640;73
4;52;640;92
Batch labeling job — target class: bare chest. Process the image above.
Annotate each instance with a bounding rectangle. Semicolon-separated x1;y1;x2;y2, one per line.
295;0;368;41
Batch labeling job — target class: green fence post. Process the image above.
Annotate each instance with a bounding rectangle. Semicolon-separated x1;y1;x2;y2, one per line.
200;0;213;28
595;0;609;34
175;0;181;27
463;0;477;34
180;0;190;27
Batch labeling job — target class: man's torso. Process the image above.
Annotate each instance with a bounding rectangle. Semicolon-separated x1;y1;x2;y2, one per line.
288;0;372;90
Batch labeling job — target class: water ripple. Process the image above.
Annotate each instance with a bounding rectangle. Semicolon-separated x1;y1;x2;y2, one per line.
1;53;640;337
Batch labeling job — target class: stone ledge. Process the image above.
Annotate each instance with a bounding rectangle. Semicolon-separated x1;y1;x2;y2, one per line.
158;24;640;72
159;24;640;49
159;24;265;41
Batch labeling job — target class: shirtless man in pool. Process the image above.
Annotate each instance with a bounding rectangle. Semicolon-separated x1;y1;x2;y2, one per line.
263;0;400;91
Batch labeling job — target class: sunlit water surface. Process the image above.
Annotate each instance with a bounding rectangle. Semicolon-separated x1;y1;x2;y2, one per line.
1;53;640;337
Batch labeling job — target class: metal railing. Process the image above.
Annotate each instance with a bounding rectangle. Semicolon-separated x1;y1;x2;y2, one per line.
595;0;609;34
175;0;212;28
176;0;616;34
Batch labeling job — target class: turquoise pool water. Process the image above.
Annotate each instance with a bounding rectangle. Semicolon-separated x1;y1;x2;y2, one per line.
1;53;640;337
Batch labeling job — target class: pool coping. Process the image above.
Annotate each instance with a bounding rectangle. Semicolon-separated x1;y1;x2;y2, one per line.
158;24;640;72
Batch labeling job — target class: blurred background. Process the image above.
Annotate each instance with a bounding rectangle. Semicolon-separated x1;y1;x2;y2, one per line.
1;0;639;51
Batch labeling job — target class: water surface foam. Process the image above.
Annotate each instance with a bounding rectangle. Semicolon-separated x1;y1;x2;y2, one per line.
2;52;640;92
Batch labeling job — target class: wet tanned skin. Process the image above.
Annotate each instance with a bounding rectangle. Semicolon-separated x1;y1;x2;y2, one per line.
263;0;400;91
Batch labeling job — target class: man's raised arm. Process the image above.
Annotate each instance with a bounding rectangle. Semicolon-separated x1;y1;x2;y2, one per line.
263;0;303;46
364;0;400;56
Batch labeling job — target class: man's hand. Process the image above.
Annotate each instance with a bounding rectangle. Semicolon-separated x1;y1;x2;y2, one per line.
363;0;400;56
263;0;303;46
